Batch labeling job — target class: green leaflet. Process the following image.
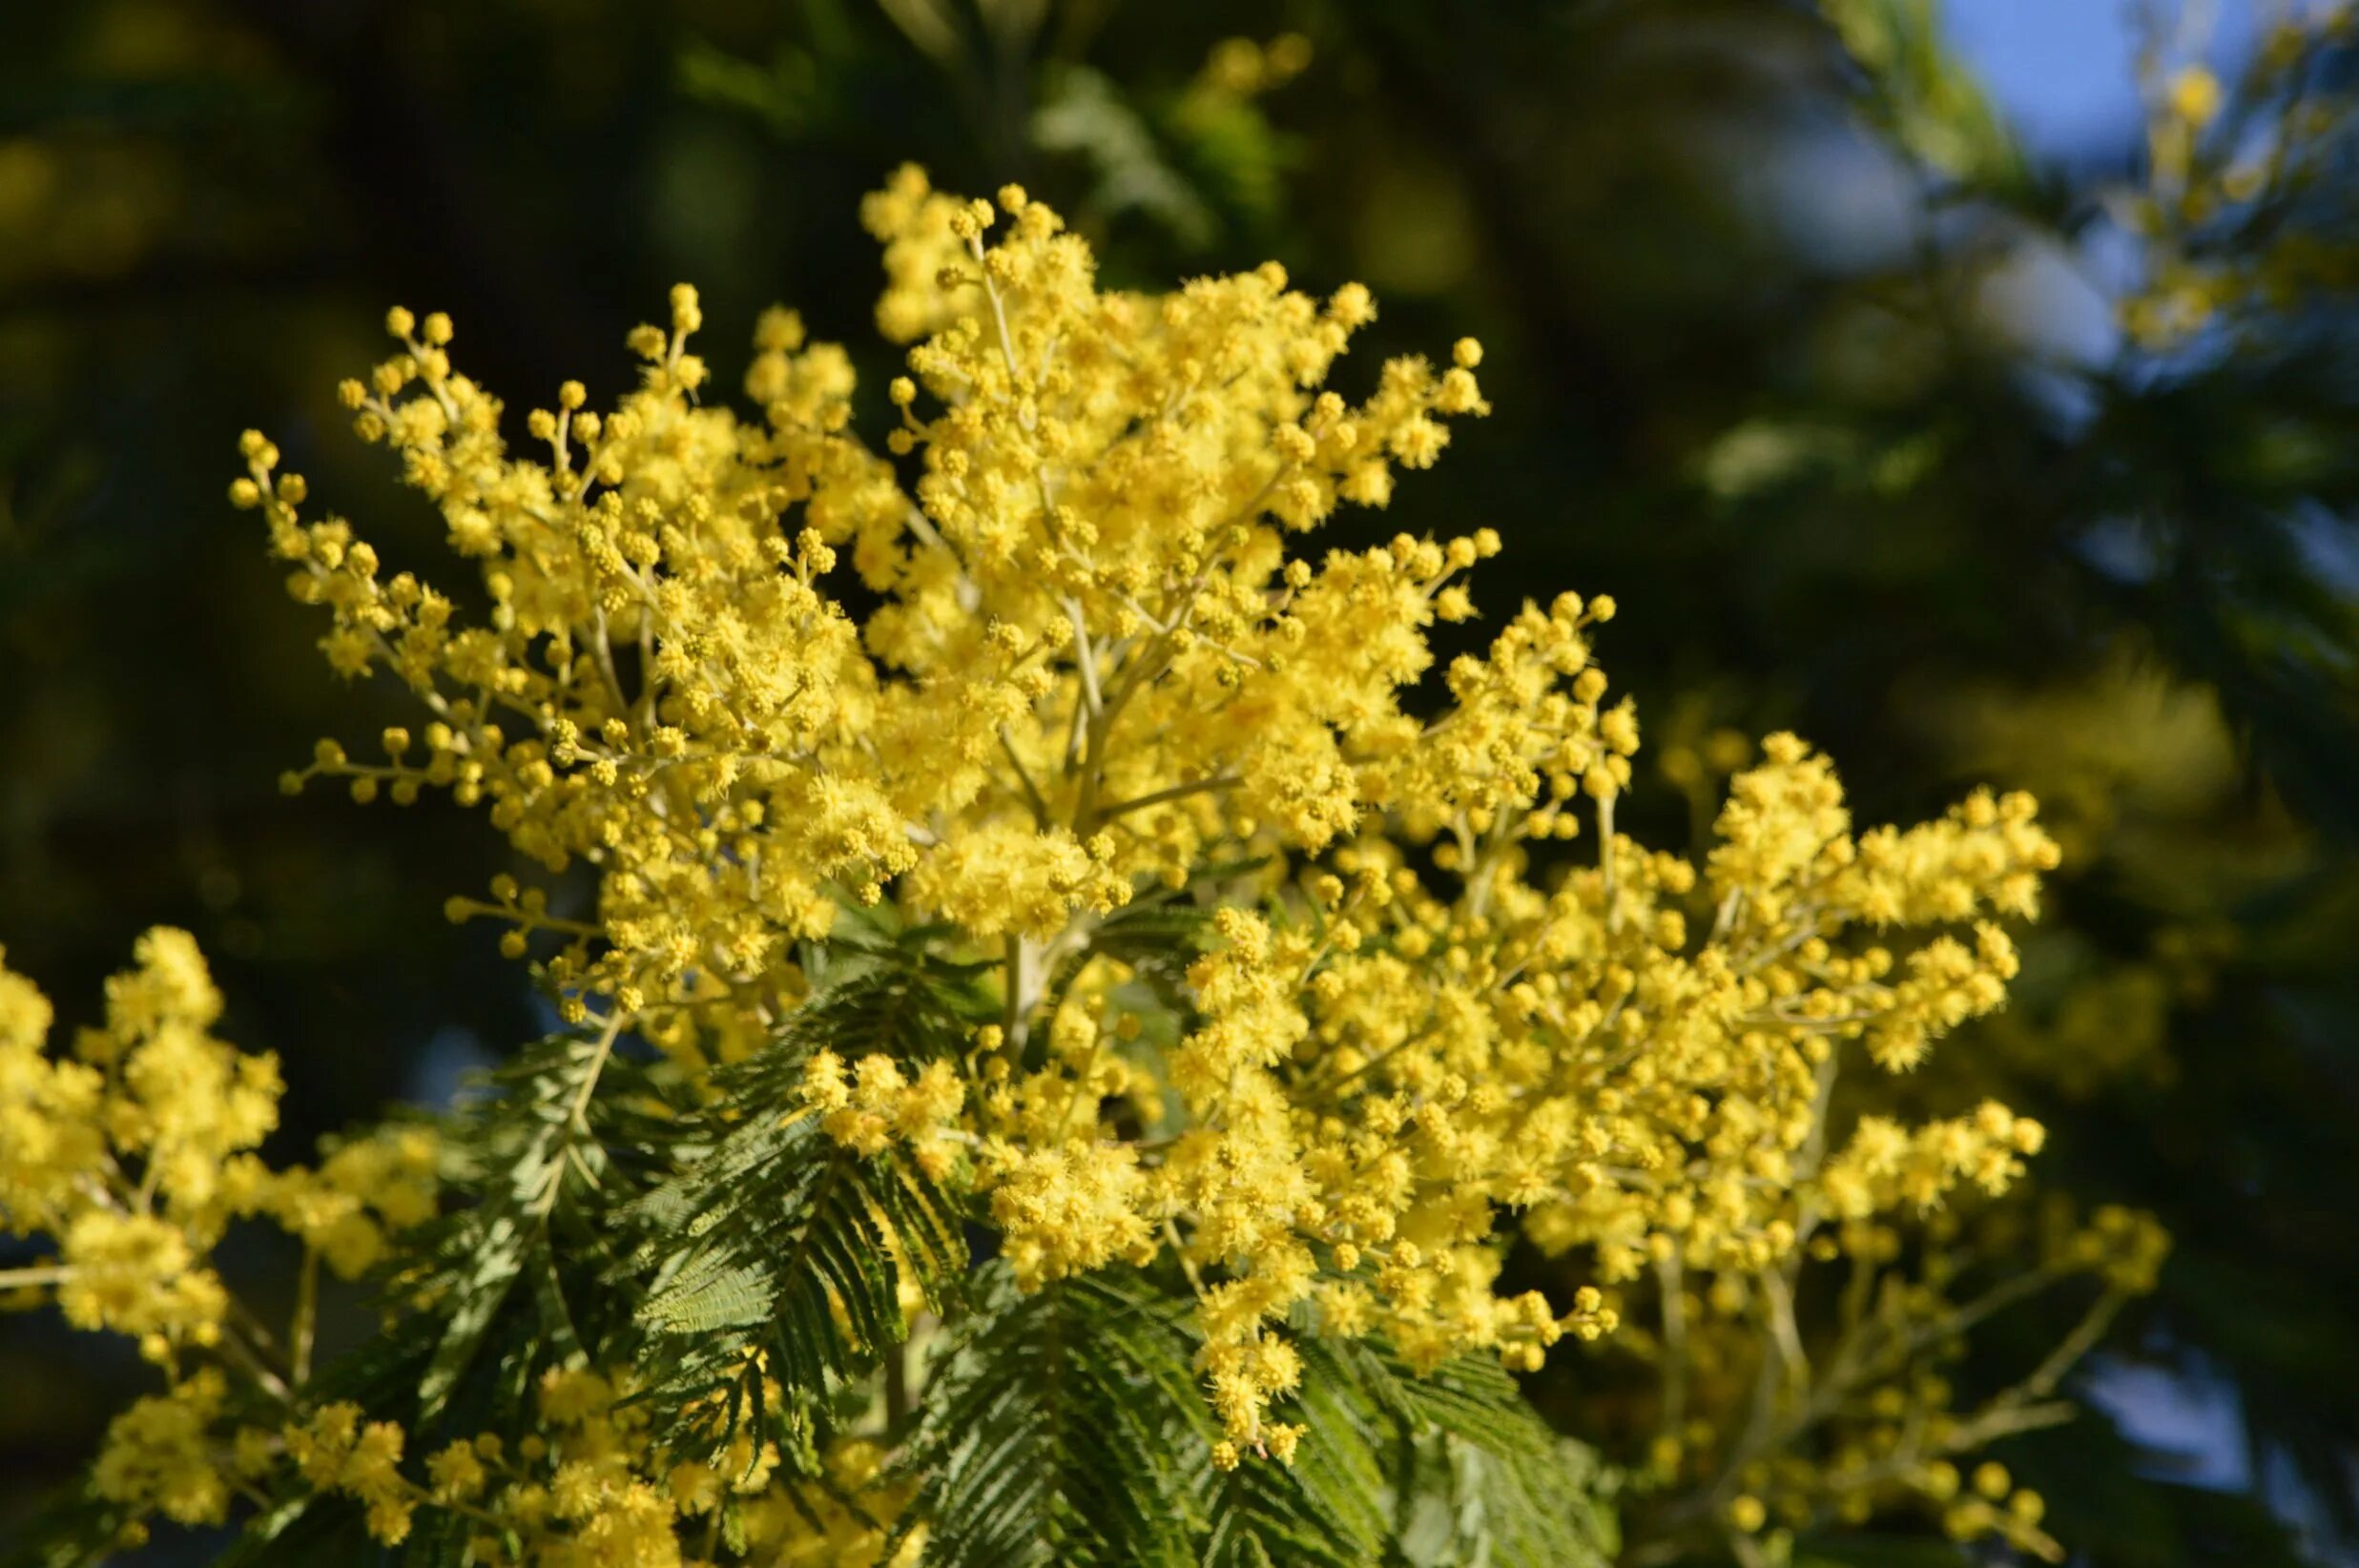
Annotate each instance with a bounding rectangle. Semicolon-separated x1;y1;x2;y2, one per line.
907;1266;1211;1568
415;1028;640;1418
1348;1344;1619;1568
626;961;981;1459
1202;1337;1615;1568
911;1262;1617;1568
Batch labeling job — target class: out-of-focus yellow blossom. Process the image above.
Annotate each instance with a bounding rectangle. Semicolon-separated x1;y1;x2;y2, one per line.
1607;1177;2169;1562
92;1368;235;1527
55;1209;230;1342
2121;4;2359;350
1819;1102;2046;1218
740;1436;924;1567
1;931;437;1354
0;933;442;1540
1196;33;1314;100
276;1366;912;1564
267;1124;445;1280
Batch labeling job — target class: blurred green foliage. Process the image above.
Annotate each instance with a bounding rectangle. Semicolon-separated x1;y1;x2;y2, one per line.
3;0;2357;1562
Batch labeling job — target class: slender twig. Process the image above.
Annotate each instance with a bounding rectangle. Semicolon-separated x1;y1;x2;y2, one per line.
999;727;1053;827
291;1245;321;1388
2018;1289;2129;1401
1599;791;1620;931
1092;773;1238;822
567;1011;627;1136
217;1321;293;1404
1002;935;1040;1052
884;1340;911;1430
1657;1251;1689;1434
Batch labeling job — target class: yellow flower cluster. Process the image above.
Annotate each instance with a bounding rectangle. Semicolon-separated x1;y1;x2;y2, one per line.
799;1047;966;1174
278;1367;913;1565
1818;1102;2046;1220
217;171;2108;1473
236;170;1500;1062
277;1124;442;1279
91;1369;238;1531
1;931;437;1363
0;932;448;1554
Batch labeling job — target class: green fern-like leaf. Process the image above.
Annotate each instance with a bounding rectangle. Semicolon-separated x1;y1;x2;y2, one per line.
627;963;979;1457
1197;1336;1615;1568
907;1264;1210;1568
1349;1342;1617;1568
1198;1336;1394;1568
638;1254;776;1334
415;1028;650;1418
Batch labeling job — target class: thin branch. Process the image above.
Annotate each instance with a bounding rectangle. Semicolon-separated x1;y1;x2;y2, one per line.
1657;1251;1689;1434
291;1245;321;1389
999;727;1053;827
1091;773;1238;822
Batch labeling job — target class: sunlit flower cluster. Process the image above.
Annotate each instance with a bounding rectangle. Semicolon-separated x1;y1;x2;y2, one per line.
3;166;2168;1562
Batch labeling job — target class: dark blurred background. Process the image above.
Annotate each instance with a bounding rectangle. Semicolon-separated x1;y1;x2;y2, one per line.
3;1;2356;1563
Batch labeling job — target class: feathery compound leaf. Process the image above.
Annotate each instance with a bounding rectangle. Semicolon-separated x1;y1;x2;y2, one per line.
1199;1336;1394;1568
1347;1342;1616;1568
637;1254;776;1335
0;1489;136;1568
628;964;978;1455
1394;1431;1618;1568
414;1031;609;1416
909;1265;1208;1568
1347;1343;1548;1455
204;1494;375;1568
1195;1336;1615;1568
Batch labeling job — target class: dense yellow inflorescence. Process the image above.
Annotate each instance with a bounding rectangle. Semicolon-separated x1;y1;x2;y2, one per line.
216;169;2091;1469
0;166;2159;1562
